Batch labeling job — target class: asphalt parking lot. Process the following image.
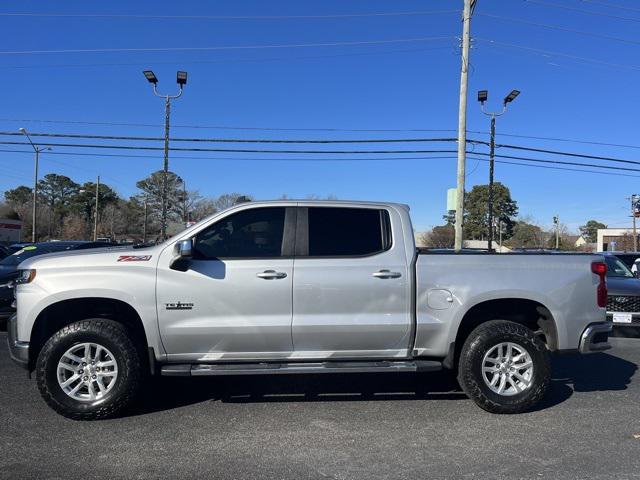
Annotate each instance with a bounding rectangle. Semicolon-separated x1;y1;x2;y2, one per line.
1;332;640;480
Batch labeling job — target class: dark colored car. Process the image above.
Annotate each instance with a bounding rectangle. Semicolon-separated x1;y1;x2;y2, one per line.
0;241;120;320
603;253;640;333
611;252;640;270
0;245;9;260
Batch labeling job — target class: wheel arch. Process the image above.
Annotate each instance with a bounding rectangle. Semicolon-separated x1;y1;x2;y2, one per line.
452;297;558;367
28;297;150;372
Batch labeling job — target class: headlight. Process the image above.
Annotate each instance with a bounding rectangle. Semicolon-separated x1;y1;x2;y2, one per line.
15;269;36;285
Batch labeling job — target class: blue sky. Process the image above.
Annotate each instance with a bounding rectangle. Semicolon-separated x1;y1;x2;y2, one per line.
1;0;639;233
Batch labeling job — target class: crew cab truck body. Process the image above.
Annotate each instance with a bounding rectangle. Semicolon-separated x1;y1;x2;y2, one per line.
7;200;612;419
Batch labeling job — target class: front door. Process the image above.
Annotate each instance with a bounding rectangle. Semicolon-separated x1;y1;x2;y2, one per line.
291;206;412;358
157;206;296;362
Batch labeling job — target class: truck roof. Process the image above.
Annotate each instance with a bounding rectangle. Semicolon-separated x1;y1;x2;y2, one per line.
232;199;410;210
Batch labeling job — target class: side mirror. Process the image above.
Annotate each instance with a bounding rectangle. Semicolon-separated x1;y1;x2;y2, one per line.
170;239;193;272
177;239;192;258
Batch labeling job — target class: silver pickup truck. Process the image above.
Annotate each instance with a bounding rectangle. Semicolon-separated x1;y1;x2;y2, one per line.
7;200;612;419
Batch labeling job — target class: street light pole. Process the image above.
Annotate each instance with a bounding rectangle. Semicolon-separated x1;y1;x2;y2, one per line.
553;215;560;249
143;70;187;240
631;194;638;251
19;128;50;243
477;89;520;252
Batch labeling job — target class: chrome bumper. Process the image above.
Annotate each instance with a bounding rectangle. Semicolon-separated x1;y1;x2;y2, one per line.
578;322;612;354
7;313;29;369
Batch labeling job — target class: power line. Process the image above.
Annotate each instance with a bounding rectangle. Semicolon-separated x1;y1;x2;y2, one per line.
524;0;640;22
3;148;640;179
477;12;640;46
0;10;460;20
466;150;640;173
476;37;640;71
0;149;640;180
490;132;640;151
0;36;456;56
0;148;458;162
496;143;640;167
581;0;640;13
0;117;459;133
0;45;456;70
0;131;459;144
4;119;640;151
493;153;640;173
0;141;463;155
2;145;640;172
3;136;640;167
474;156;640;179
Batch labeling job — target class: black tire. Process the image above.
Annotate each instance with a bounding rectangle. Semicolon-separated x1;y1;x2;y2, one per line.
457;320;551;414
36;319;142;420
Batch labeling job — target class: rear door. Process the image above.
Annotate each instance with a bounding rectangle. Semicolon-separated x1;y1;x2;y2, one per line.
291;206;412;358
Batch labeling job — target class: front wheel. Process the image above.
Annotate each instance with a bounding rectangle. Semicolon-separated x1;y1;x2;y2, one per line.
36;319;142;420
457;320;551;414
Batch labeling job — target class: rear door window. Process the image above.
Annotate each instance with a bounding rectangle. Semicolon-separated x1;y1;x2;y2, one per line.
305;207;390;257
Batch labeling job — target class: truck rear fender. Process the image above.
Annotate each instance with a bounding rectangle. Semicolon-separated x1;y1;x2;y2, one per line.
453;297;558;355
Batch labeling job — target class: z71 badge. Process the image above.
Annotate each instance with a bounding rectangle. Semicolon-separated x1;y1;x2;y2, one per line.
117;255;152;262
165;302;194;311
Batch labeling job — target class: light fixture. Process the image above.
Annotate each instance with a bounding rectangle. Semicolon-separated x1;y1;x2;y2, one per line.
477;90;488;104
176;71;188;86
503;89;520;105
143;70;158;84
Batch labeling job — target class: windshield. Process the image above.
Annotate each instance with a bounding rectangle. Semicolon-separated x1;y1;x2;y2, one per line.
605;255;634;278
0;246;67;266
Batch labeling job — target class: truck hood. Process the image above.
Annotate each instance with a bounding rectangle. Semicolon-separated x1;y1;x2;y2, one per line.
606;276;640;296
18;245;161;270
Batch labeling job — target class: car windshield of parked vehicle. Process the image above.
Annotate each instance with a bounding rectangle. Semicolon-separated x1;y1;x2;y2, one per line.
605;255;634;278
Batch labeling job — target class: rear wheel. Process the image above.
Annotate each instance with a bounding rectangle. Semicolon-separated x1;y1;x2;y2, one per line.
457;320;550;414
36;319;142;420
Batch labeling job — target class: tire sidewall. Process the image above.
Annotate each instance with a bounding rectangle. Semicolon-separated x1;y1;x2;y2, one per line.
37;322;135;417
460;321;550;412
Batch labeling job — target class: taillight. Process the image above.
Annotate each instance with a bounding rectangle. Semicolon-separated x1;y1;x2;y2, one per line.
591;261;607;308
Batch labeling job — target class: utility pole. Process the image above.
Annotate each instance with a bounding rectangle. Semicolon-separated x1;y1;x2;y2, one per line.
143;70;188;240
553;215;560;249
477;89;520;252
19;128;50;243
93;176;100;241
454;0;475;251
631;194;638;251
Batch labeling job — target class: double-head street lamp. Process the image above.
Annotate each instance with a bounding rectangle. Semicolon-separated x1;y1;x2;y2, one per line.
143;70;188;240
477;89;520;252
19;128;51;243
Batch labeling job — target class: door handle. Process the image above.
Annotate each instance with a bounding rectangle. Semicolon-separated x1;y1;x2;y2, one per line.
256;270;288;280
372;269;402;279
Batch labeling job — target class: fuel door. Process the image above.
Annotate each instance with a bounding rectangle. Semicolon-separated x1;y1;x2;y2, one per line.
427;289;454;310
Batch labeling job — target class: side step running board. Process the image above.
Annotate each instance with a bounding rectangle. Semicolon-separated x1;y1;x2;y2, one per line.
161;360;442;377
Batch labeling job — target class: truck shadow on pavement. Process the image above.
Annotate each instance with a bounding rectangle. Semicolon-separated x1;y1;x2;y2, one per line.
129;351;637;417
531;351;637;412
